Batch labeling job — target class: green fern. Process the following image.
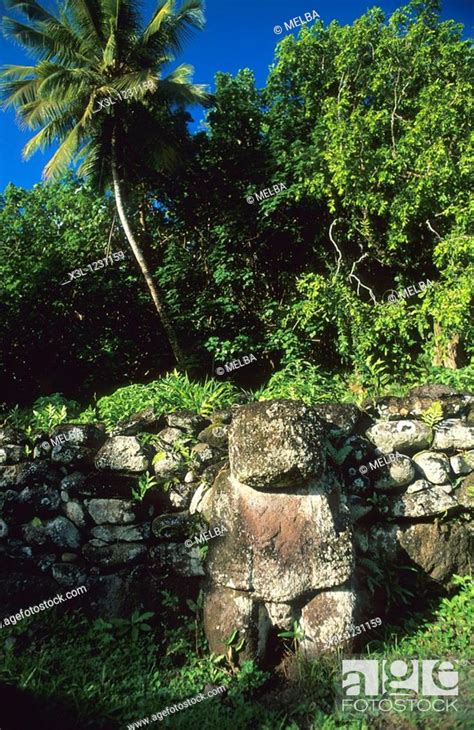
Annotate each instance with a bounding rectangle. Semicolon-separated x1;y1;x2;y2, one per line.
420;400;444;428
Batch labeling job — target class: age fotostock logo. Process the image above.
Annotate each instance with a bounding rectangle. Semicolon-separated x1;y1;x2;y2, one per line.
341;659;460;714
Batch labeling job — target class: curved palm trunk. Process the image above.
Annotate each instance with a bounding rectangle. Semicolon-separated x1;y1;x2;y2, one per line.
111;139;185;367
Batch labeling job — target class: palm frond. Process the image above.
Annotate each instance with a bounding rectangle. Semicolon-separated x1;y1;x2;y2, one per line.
0;76;41;110
158;63;210;105
159;0;205;55
42;121;84;178
22;117;73;158
67;0;104;45
102;24;117;68
142;0;175;44
4;0;54;24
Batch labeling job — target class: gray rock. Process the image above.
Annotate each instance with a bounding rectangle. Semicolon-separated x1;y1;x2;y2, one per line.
83;541;147;567
366;420;432;453
51;443;98;467
389;488;459;519
23;516;81;548
191;442;216;466
369;521;472;585
264;601;295;631
0;445;24;465
151;512;192;540
87;498;136;524
412;451;451;484
168;481;196;510
406;479;432;494
311;404;362;436
229;400;326;489
0;518;8;538
0;428;26;446
115;407;164;436
45;516;81;548
22;520;47;546
63;500;87;528
95;436;149;473
36;553;56;572
156;427;188;446
189;483;212;515
300;586;359;658
197;424;229;450
152;449;184;483
51;423;106;446
210;409;233;425
455;475;474;510
432;422;474;451
90;523;150;543
59;471;87;497
150;543;204;576
61;552;78;562
52;563;87;587
166;410;211;435
0;461;61;490
371;387;473;420
450;451;474;476
17;485;61;517
373;454;415;491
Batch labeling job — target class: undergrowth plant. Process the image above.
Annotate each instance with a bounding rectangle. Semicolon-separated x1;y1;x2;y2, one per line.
96;370;241;429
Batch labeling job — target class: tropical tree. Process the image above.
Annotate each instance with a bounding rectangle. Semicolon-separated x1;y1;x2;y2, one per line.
0;0;211;366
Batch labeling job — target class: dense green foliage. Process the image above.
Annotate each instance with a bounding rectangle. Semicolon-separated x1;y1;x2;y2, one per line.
1;1;472;406
0;576;471;729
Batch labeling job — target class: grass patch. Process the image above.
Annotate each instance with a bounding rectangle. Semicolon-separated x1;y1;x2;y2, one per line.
0;577;471;729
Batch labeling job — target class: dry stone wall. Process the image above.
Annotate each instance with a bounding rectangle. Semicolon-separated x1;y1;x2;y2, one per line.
0;386;472;667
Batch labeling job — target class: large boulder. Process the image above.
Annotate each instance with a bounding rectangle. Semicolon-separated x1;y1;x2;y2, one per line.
229;400;327;489
396;521;473;584
202;469;353;602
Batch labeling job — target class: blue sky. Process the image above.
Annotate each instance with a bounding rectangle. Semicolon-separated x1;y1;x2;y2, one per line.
0;0;472;191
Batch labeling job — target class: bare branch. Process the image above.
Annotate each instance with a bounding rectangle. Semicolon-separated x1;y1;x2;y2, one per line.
426;218;442;240
348;251;377;304
329;219;343;276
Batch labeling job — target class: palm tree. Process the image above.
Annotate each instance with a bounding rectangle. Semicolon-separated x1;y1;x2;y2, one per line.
1;0;211;366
